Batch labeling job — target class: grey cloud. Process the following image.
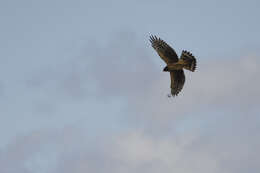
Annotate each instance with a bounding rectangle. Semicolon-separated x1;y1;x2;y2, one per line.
1;0;260;171
86;32;160;98
1;119;259;173
121;55;260;132
1;32;260;173
84;35;260;135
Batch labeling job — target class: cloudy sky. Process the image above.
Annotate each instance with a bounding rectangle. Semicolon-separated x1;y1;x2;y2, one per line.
0;0;260;172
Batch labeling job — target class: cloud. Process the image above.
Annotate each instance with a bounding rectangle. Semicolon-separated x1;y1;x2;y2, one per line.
80;34;260;136
1;120;259;173
1;32;260;173
121;54;260;132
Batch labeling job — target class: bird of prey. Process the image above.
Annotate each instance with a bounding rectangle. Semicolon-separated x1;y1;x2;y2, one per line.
149;35;197;97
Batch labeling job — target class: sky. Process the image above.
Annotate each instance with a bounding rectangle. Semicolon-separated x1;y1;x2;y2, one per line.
0;0;260;172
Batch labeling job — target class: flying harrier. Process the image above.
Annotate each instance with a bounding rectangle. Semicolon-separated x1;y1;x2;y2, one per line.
149;35;197;97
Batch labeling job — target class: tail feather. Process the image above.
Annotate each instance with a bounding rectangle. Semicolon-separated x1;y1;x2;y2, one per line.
180;50;197;72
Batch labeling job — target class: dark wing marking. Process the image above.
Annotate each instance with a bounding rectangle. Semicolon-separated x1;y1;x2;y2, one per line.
170;70;185;96
149;35;179;64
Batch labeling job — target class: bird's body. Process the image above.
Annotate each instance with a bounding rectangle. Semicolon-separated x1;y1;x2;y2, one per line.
166;60;189;70
149;35;197;96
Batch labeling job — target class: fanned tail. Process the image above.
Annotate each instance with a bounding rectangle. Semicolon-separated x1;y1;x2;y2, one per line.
180;50;197;72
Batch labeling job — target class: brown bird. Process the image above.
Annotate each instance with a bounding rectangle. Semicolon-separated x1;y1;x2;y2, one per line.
149;35;197;97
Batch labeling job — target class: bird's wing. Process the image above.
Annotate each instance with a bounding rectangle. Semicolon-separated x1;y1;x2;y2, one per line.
170;70;185;96
149;35;179;64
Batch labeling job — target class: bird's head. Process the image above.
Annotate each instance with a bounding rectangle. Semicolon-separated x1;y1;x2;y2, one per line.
163;66;169;72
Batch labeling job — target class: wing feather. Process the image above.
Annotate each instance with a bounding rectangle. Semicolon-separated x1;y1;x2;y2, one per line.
170;70;185;96
149;35;179;64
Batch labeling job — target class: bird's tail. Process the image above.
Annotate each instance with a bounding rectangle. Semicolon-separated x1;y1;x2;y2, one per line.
180;50;197;72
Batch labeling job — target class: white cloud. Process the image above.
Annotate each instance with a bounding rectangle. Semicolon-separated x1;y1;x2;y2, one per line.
2;121;259;173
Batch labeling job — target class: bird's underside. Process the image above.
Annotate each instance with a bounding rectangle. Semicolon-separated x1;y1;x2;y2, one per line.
149;35;197;97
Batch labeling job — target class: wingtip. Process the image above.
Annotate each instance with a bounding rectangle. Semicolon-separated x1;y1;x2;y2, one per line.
149;35;160;45
149;35;158;40
149;35;155;43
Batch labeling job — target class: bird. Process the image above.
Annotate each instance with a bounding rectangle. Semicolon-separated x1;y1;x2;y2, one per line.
149;35;197;97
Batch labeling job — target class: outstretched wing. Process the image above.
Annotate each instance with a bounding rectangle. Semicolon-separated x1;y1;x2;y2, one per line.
149;35;179;64
170;70;185;96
